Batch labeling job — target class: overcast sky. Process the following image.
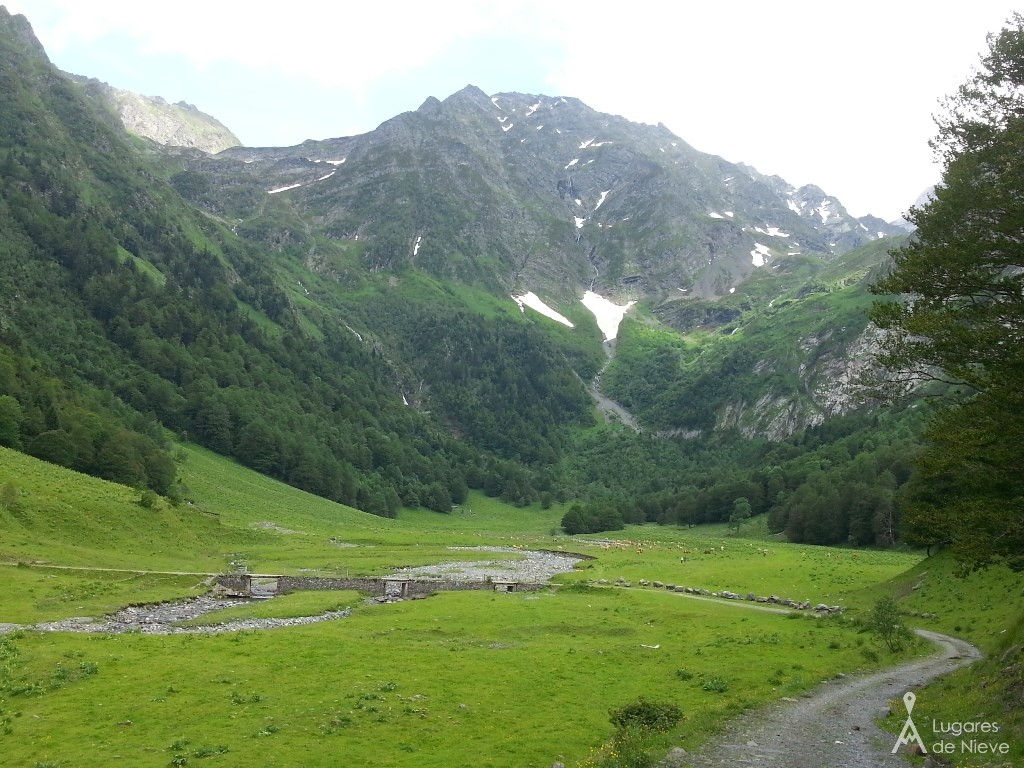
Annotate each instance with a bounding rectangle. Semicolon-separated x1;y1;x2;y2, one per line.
7;1;1019;220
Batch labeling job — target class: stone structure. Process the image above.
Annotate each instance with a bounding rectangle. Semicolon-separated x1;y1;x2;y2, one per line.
214;573;546;598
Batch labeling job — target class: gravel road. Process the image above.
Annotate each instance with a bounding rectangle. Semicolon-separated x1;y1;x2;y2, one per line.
682;629;981;768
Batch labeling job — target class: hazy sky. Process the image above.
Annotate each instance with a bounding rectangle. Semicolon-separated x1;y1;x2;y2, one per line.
7;1;1019;220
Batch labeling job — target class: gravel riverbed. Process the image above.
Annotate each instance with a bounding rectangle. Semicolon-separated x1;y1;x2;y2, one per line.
9;548;579;636
387;546;582;583
30;595;352;635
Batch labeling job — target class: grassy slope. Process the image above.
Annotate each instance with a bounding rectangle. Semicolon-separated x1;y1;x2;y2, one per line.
0;446;1020;767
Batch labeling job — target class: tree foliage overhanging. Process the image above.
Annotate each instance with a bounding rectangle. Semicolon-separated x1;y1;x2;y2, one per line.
870;14;1024;570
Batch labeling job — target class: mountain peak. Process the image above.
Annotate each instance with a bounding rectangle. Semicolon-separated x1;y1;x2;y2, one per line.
440;84;494;112
418;95;443;114
0;6;50;63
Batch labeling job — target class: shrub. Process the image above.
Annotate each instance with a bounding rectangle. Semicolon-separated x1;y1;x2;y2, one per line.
701;676;729;693
608;697;682;732
599;726;658;768
867;595;914;652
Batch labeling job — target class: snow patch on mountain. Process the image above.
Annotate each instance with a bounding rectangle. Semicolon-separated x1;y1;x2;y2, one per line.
755;226;790;237
512;292;574;328
268;183;302;194
581;291;634;341
816;200;832;223
751;243;771;267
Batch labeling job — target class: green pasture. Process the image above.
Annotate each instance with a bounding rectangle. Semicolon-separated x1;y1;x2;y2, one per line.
0;446;268;573
0;588;913;768
2;444;1022;765
558;530;921;615
0;567;208;624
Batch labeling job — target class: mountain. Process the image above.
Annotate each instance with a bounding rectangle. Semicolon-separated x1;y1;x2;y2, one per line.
71;76;241;154
173;85;905;305
0;6;540;516
0;7;925;545
163;82;909;440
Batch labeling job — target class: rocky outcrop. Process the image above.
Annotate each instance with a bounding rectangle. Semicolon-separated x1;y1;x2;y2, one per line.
72;77;241;153
714;323;886;441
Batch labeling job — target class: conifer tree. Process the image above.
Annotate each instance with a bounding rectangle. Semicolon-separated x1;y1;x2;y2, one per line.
870;14;1024;570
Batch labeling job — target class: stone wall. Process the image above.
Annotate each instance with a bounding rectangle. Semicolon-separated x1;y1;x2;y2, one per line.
215;574;547;597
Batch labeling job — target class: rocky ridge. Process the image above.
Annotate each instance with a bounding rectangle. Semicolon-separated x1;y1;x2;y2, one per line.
71;76;241;154
179;85;906;303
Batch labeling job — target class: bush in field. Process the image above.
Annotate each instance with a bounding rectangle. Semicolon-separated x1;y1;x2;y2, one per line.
867;595;914;652
608;698;682;733
561;502;625;534
701;676;729;693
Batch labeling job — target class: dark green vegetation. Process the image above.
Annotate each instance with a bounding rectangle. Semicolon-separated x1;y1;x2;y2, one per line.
870;16;1024;572
0;6;930;551
561;406;923;545
0;10;598;516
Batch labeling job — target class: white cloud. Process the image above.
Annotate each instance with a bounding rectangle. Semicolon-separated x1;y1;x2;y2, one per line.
14;0;542;91
544;2;1018;219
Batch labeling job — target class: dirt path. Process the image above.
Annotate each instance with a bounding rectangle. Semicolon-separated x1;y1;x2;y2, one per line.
682;629;981;768
0;561;217;576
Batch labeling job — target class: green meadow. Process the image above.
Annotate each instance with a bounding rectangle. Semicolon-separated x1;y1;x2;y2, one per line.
2;445;1022;767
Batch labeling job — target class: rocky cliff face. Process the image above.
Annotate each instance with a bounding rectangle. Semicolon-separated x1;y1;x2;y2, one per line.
0;7;48;61
72;78;241;154
715;323;886;440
